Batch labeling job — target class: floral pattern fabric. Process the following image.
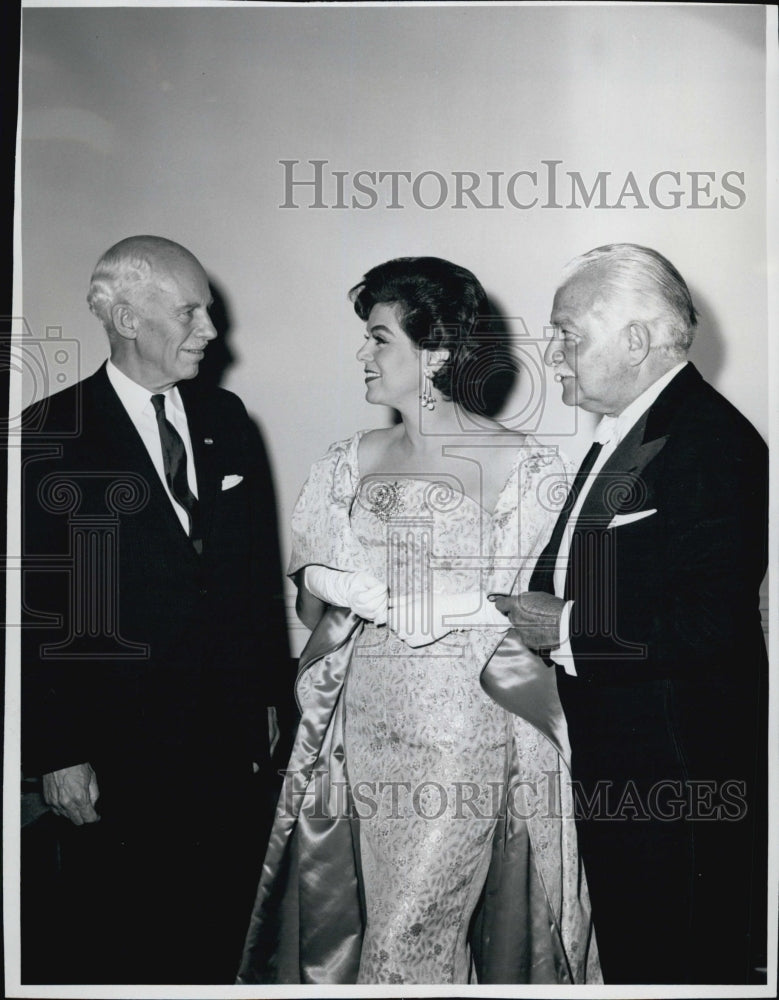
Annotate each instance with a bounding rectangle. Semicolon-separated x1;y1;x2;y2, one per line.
289;431;588;984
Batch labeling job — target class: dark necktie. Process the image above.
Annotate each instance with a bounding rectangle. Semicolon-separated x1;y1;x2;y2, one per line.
529;440;603;591
151;394;200;548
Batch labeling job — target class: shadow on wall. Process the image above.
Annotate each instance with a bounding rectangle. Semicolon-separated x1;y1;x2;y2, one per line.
685;283;726;386
198;275;298;750
464;295;520;418
198;278;236;390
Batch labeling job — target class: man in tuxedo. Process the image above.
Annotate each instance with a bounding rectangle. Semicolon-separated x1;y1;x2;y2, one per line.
495;244;767;984
22;236;289;983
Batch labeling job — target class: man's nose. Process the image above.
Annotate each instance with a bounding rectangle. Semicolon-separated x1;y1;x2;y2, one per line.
197;312;218;341
544;336;562;367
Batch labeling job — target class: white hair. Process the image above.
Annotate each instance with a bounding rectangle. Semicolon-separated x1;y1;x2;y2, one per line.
561;243;698;357
86;235;197;332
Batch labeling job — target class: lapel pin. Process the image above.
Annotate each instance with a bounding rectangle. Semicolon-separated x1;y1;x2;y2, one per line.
204;437;214;445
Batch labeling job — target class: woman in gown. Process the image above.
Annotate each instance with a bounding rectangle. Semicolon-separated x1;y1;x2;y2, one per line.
238;257;600;985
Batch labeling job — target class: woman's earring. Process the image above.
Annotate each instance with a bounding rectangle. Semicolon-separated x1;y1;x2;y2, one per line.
420;366;437;411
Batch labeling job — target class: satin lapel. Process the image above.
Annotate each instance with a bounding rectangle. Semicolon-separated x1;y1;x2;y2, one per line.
88;366;197;553
577;413;668;526
179;388;221;545
576;364;698;524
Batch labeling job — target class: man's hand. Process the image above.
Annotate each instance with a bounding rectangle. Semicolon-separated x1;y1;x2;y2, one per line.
42;762;100;826
491;591;565;652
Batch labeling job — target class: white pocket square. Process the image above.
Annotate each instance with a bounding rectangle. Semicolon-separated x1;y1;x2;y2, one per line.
221;474;244;491
607;508;657;529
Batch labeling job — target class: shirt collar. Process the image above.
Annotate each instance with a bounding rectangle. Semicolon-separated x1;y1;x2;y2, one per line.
595;361;687;448
106;360;185;417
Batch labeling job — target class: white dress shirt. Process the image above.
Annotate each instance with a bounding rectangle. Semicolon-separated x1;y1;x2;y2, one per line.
552;362;687;674
106;360;199;534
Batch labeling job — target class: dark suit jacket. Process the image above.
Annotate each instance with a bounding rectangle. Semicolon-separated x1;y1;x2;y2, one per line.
529;363;768;983
532;362;767;691
21;363;289;823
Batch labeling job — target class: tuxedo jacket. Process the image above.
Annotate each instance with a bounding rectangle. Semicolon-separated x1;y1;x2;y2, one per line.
532;362;767;692
21;363;289;811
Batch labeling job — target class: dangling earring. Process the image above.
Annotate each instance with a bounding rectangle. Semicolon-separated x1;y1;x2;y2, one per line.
420;366;437;411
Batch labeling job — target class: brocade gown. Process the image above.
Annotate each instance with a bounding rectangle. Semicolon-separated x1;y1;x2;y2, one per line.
237;431;601;985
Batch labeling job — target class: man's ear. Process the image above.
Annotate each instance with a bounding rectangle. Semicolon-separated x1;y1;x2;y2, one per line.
625;322;650;365
425;348;450;373
111;302;138;341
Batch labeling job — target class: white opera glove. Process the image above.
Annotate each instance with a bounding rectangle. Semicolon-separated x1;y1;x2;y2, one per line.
389;589;508;648
304;566;388;624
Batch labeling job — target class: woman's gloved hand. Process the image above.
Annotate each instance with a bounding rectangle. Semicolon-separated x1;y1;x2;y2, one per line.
304;566;388;624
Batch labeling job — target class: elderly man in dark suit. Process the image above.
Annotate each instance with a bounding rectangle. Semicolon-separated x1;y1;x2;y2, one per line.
496;244;767;984
22;236;289;984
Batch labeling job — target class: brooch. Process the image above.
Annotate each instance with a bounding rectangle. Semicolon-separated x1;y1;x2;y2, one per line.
368;481;406;523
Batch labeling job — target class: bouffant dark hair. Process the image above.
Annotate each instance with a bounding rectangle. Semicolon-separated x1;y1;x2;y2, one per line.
349;256;490;404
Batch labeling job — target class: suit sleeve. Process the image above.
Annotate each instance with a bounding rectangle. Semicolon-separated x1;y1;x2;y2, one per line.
21;398;96;776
